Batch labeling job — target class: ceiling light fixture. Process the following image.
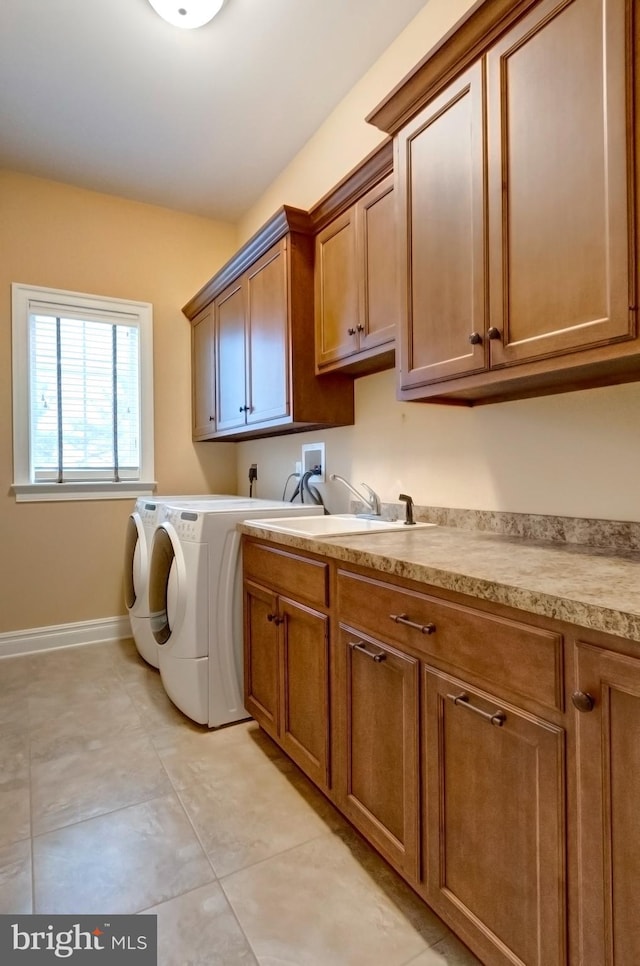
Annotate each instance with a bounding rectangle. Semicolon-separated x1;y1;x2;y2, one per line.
147;0;225;29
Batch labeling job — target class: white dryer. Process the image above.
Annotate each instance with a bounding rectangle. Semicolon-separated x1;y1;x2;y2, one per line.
124;494;248;667
148;500;323;727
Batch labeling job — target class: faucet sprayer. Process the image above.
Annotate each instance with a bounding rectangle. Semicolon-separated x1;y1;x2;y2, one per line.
399;493;416;525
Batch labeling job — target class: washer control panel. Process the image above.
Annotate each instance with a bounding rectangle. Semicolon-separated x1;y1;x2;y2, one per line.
140;503;161;525
161;506;201;541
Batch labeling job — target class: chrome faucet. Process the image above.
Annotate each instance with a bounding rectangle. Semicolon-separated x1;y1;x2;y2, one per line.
329;474;382;517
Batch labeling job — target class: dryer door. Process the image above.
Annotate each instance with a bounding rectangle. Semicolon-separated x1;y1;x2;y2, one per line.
149;524;184;645
124;512;147;616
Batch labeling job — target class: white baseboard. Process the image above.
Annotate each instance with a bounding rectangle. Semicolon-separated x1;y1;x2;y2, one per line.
0;615;131;659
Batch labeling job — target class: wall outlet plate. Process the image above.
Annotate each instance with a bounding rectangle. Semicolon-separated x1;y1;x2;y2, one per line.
301;442;325;483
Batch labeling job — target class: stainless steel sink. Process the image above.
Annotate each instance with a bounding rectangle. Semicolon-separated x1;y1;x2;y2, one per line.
249;513;435;538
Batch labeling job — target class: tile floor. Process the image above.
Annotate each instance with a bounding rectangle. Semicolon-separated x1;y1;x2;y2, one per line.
0;639;481;965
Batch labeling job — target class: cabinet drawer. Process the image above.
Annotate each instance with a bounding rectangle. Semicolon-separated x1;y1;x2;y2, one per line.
243;540;329;608
337;570;563;711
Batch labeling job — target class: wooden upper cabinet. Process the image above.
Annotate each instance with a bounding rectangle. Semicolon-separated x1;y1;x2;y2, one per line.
357;174;398;354
312;141;397;376
487;0;631;367
191;305;216;439
574;641;640;966
397;63;486;390
368;0;637;404
315;209;359;366
245;243;289;426
216;242;289;432
183;207;354;441
215;280;246;433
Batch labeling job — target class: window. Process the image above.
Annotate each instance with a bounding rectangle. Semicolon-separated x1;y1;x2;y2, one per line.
12;283;155;501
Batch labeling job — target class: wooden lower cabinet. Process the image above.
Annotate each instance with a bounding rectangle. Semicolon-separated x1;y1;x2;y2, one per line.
279;597;329;787
244;578;329;788
336;624;419;879
574;642;640;966
423;668;567;966
243;543;640;966
244;581;280;741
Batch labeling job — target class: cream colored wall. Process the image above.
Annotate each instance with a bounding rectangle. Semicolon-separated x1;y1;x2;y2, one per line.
4;0;639;635
0;171;238;633
237;0;476;239
235;0;640;523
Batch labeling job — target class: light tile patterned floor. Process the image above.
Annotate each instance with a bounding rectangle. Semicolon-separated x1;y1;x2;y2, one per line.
0;639;481;965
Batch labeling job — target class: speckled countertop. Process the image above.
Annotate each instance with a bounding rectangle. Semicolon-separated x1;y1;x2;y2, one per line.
239;521;640;643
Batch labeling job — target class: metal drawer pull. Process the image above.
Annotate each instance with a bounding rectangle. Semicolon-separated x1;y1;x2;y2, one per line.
267;613;284;625
390;613;436;635
351;641;387;663
571;690;595;712
447;692;506;727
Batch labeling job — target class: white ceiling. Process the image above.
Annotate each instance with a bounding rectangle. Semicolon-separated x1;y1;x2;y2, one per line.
0;0;427;222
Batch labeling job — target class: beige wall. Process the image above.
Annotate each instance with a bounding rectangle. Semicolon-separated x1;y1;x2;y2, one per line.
3;0;640;634
0;171;238;633
235;0;640;523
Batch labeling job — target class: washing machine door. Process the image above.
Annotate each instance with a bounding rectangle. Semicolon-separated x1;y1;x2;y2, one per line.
148;524;186;646
124;512;147;616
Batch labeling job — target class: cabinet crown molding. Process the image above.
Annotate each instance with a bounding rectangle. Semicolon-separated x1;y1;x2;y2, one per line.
366;0;542;135
183;205;312;321
309;139;393;233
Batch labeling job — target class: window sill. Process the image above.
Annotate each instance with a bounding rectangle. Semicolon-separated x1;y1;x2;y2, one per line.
12;482;158;503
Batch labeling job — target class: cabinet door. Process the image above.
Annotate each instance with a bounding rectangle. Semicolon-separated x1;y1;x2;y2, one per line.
245;240;290;426
424;668;566;966
397;62;486;390
486;0;631;366
191;306;215;439
215;280;247;432
356;173;398;353
574;642;640;966
243;581;279;741
338;625;419;878
315;209;359;367
279;597;329;788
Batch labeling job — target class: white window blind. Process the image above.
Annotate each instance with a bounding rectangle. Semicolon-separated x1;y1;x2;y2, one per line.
12;284;155;501
30;312;140;482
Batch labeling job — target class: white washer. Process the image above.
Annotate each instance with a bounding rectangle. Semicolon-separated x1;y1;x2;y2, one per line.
148;500;323;727
124;494;248;667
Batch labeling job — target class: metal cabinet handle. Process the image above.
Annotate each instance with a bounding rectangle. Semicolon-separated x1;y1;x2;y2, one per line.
239;404;250;413
351;641;387;663
572;691;595;712
468;331;483;345
389;613;436;635
267;613;284;626
447;692;506;727
209;415;215;421
347;327;357;336
487;327;502;341
356;323;365;332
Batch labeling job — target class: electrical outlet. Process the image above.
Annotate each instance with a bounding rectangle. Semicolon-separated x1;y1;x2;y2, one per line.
295;461;302;476
301;442;325;483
